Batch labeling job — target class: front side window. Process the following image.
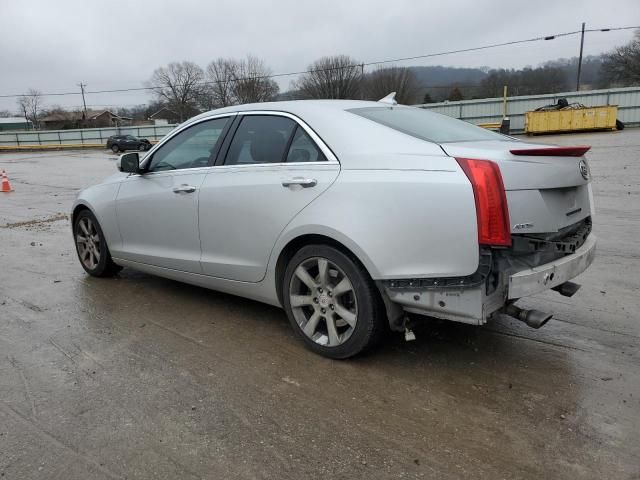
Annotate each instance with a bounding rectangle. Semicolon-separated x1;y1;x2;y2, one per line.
147;117;230;172
224;115;296;165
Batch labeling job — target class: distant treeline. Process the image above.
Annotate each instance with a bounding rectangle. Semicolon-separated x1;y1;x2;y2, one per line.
5;31;638;125
417;56;613;103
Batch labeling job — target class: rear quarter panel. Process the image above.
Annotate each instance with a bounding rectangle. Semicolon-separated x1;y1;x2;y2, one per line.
273;158;479;280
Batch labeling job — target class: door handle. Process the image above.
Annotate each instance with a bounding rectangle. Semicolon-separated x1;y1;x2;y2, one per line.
282;178;317;188
172;184;197;194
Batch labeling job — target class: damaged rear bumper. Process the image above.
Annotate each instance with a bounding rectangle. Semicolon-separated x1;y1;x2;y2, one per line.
379;234;597;329
508;234;596;299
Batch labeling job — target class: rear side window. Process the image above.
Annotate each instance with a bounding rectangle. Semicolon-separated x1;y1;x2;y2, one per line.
225;116;296;165
286;127;326;163
348;106;506;143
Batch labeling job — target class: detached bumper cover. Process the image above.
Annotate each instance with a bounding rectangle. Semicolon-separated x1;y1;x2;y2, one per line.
508;234;596;299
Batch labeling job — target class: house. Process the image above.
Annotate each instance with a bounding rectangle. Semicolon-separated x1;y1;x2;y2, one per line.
0;117;32;131
40;109;132;130
149;107;179;125
132;119;154;126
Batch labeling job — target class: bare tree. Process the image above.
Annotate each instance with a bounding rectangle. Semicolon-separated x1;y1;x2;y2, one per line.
17;97;29;126
601;30;640;86
143;100;170;119
231;56;279;104
42;105;68;116
448;87;464;101
364;66;419;104
204;58;238;108
293;55;363;99
147;61;205;122
16;89;43;128
0;110;13;118
115;104;149;121
200;56;279;108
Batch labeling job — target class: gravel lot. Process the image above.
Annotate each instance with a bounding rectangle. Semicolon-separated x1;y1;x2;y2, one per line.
0;129;639;479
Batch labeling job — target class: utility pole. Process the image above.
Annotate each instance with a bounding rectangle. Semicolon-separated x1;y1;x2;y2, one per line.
576;22;585;91
77;82;88;119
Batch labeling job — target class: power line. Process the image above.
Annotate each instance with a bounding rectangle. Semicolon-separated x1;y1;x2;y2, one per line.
0;24;637;100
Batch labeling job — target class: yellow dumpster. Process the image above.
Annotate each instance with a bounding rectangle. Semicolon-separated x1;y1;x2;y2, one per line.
525;105;618;134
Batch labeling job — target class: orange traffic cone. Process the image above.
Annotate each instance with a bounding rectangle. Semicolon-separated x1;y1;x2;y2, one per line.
1;169;13;193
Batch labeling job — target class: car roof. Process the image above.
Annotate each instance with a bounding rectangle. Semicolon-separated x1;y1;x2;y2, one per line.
182;100;446;166
192;99;381;120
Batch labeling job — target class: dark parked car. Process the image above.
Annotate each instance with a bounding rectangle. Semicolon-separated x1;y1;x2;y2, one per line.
106;135;152;153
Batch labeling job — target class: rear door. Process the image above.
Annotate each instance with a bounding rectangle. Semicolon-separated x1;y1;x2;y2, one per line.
114;116;232;272
198;112;340;282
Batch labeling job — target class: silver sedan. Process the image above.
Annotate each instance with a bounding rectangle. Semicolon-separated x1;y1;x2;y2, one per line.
72;98;596;358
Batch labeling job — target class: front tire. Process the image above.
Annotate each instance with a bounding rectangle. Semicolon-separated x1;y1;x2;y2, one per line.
111;144;120;153
282;244;386;359
73;210;121;277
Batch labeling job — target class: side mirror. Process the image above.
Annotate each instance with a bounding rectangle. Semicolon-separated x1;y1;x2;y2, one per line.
118;152;140;173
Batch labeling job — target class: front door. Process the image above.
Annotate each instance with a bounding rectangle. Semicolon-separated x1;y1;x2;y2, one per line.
115;116;232;273
198;114;340;282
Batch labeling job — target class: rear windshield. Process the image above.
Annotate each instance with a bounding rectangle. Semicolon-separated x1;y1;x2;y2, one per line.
348;106;507;143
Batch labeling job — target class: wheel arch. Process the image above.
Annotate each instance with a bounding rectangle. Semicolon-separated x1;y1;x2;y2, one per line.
274;232;377;307
71;202;93;227
274;232;403;336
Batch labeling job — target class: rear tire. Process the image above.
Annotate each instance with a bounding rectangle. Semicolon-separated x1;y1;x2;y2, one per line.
73;210;122;277
111;144;120;153
282;244;386;359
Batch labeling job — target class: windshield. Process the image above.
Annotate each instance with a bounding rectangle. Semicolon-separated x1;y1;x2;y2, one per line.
348;106;507;143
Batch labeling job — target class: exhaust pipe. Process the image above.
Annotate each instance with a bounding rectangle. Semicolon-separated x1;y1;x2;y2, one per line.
504;304;553;329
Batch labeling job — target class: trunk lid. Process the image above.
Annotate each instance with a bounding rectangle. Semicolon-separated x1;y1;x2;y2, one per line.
440;140;593;234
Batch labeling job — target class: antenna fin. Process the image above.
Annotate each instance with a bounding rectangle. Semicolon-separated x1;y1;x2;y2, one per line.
378;92;397;105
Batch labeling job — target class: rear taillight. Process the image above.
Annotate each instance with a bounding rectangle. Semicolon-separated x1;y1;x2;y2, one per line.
456;158;511;247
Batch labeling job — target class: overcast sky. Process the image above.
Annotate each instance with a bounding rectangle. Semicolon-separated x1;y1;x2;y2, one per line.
1;0;638;112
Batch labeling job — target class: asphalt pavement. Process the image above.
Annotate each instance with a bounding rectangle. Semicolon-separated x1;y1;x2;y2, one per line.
0;130;639;479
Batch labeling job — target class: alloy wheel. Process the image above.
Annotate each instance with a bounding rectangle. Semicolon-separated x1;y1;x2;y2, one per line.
76;217;101;270
289;256;358;347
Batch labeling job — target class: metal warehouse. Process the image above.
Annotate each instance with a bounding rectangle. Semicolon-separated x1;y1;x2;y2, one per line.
0;117;32;131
